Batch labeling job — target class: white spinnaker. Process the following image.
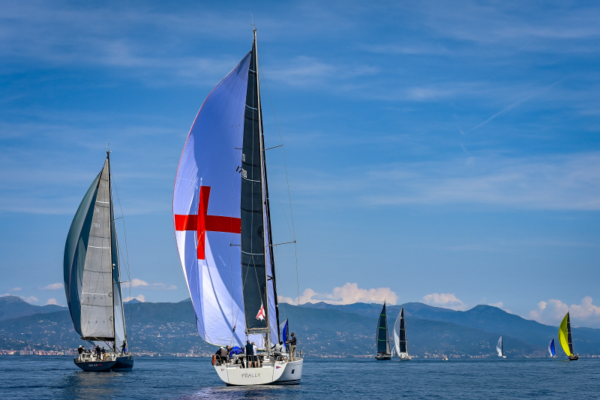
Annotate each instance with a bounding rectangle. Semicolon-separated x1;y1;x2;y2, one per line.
174;52;264;347
80;161;114;339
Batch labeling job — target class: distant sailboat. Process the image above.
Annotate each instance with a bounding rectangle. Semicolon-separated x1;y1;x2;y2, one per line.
63;153;134;372
393;307;411;361
559;312;578;361
496;336;506;358
375;302;392;360
548;338;556;358
173;29;302;385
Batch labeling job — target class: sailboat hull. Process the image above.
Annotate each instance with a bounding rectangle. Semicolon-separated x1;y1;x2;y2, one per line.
375;355;392;360
568;355;579;361
74;359;117;372
215;359;303;386
112;355;134;371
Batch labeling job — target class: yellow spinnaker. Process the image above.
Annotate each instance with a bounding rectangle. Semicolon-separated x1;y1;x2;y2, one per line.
558;312;572;356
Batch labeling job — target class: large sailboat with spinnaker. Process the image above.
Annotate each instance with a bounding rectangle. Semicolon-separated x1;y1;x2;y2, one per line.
559;312;578;361
63;152;134;371
173;28;302;385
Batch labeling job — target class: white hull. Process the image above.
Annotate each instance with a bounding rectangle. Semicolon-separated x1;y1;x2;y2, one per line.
215;359;303;386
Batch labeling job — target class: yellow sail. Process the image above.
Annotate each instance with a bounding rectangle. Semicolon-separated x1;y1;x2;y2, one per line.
558;312;572;356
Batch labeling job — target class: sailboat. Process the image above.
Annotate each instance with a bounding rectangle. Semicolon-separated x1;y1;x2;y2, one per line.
375;302;392;360
496;336;506;358
393;307;411;360
559;312;578;361
63;153;134;372
173;29;303;385
548;338;556;358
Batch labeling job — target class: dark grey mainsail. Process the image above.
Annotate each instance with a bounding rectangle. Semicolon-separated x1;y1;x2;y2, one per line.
567;313;574;355
376;303;391;354
398;307;408;353
240;32;280;335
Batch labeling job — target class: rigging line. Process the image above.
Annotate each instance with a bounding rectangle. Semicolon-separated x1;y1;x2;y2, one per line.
259;64;301;326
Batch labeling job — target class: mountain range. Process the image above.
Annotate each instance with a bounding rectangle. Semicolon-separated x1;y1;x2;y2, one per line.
0;295;598;357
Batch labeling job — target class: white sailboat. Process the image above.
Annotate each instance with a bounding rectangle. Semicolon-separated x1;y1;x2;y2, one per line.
393;307;411;361
496;336;506;358
63;153;134;371
173;28;302;385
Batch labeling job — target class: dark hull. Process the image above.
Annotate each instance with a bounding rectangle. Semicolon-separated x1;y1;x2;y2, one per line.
74;359;116;372
113;355;134;371
74;355;134;371
375;355;392;360
569;355;579;361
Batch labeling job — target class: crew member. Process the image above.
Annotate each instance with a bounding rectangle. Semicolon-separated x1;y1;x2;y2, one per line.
287;332;297;361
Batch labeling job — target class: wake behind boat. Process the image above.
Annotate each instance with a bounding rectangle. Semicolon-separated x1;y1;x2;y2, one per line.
375;302;392;360
173;28;302;386
63;153;134;372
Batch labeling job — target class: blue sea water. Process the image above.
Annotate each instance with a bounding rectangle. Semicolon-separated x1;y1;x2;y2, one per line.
1;356;599;399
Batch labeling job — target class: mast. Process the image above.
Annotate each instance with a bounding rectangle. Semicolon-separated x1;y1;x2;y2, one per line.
107;151;116;350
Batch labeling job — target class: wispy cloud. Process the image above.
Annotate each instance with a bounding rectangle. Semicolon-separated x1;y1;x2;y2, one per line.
9;287;21;292
45;298;58;305
423;293;468;311
278;283;397;305
41;283;63;290
122;279;176;290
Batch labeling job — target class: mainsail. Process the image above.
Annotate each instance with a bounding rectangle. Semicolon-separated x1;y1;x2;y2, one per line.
559;312;574;356
376;303;391;355
548;338;556;357
63;154;126;349
173;31;279;348
496;336;503;357
393;307;409;357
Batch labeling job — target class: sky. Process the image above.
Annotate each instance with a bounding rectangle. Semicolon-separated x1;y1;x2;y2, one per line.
2;0;600;327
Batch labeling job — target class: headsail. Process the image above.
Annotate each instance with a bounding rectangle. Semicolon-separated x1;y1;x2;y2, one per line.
559;312;574;356
548;338;556;357
376;303;391;355
63;155;126;348
393;307;409;357
496;336;503;357
173;31;279;348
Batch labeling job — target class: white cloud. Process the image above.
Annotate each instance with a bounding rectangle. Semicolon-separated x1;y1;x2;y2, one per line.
278;283;397;305
124;295;145;303
529;296;600;328
122;279;176;290
423;293;467;311
21;296;38;304
9;287;21;292
41;283;63;290
45;298;58;305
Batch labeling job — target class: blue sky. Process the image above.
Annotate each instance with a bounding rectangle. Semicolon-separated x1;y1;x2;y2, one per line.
2;0;600;327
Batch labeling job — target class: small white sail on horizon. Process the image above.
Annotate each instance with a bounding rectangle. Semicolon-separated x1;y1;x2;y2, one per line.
496;336;506;358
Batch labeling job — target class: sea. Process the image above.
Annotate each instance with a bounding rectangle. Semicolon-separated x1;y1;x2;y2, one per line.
1;356;599;399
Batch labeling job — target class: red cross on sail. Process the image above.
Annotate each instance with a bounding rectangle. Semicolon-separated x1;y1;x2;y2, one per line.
174;186;241;260
256;304;266;321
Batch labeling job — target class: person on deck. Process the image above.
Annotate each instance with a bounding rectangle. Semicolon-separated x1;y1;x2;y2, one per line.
245;340;254;368
101;347;106;361
95;345;101;360
218;347;228;364
120;340;127;355
287;333;297;361
272;341;283;361
252;342;261;367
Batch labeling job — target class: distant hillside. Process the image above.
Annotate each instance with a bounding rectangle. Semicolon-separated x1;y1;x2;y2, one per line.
0;296;65;321
301;302;600;355
0;298;599;357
